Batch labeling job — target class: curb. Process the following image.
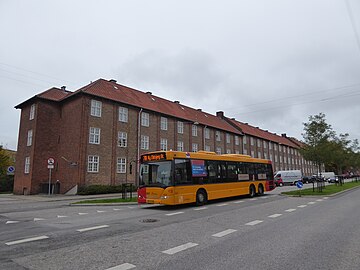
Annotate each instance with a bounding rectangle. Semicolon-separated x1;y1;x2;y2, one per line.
281;184;360;198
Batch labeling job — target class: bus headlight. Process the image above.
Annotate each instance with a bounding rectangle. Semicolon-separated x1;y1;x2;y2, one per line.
160;195;168;199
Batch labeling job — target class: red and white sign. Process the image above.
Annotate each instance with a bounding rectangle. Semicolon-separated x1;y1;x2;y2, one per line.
47;157;55;169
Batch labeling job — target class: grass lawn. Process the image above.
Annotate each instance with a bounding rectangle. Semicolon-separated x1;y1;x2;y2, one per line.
282;181;360;196
73;197;138;204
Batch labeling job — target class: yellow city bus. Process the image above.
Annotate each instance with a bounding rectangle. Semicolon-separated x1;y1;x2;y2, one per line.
137;151;275;206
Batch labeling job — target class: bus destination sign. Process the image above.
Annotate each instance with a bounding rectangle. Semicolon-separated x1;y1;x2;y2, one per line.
141;152;167;162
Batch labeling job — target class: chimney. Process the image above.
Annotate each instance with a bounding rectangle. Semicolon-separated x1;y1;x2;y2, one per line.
109;79;117;83
61;86;66;91
174;101;180;104
197;108;202;112
281;133;287;137
216;111;224;118
146;91;152;95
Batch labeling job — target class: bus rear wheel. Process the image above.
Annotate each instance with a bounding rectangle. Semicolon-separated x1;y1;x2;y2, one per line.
257;184;264;196
249;185;256;198
196;189;207;206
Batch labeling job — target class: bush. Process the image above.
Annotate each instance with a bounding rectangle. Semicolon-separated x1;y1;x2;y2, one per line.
0;175;14;193
77;184;136;195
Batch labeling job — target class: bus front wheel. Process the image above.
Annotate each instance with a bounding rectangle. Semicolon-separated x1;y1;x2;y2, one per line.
196;189;207;206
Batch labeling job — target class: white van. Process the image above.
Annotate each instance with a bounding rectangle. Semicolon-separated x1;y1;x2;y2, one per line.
319;172;335;180
274;170;302;186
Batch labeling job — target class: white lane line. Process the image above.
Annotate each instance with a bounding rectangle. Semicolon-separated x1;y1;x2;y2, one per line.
316;199;323;202
308;202;316;205
76;225;109;232
245;220;263;226
298;205;307;208
97;210;106;213
323;197;329;200
268;214;282;218
249;198;257;201
33;218;45;221
216;203;228;207
105;263;136;270
6;221;19;224
162;242;198;255
5;235;49;246
57;215;68;218
113;208;123;211
193;207;207;211
233;200;244;204
165;212;184;216
78;212;88;215
127;206;135;209
285;209;297;212
212;229;237;238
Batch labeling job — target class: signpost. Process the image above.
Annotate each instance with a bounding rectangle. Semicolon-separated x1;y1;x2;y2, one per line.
7;166;15;175
296;181;304;197
47;158;55;195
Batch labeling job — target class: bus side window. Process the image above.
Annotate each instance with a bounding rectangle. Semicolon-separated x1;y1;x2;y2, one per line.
226;162;238;182
206;161;220;183
248;163;255;181
174;159;192;185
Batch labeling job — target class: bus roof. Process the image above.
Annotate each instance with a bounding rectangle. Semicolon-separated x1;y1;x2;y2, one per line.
141;150;272;164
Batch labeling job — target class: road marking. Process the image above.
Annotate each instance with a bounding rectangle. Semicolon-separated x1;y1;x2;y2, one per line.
113;208;123;211
165;212;184;216
105;263;136;270
316;199;323;202
249;198;257;201
78;212;88;215
33;218;45;221
162;242;198;255
212;229;237;237
233;200;244;204
268;214;282;218
193;207;207;211
245;220;263;226
97;210;106;213
323;197;329;200
127;206;135;209
298;205;307;208
260;196;269;199
76;225;109;232
6;221;19;224
5;235;49;246
308;202;316;205
285;209;297;212
216;203;228;207
57;215;68;218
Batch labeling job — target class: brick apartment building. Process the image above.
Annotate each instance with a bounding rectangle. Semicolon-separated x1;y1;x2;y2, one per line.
14;78;317;195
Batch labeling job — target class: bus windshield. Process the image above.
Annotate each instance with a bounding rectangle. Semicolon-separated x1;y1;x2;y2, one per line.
139;161;172;188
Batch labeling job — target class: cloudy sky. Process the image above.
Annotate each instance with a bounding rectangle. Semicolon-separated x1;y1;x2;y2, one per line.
1;0;360;150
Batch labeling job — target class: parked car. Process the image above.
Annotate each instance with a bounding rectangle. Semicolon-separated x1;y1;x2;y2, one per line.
302;176;313;184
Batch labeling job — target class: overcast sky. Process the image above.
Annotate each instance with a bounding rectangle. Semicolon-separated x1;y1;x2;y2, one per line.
1;0;360;151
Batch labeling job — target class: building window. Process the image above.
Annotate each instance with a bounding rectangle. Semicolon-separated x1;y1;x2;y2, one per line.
258;151;261;158
264;152;268;159
24;157;30;174
263;141;267;148
216;131;221;141
141;135;149;150
244;148;248;155
250;137;254;146
88;155;99;173
205;145;210;151
89;127;101;144
177;121;184;134
226;149;231;154
235;135;239;145
118;132;127;147
29;104;35;120
235;150;240;154
192;125;198;136
269;142;273;150
141;112;149;127
90;100;102;117
192;143;198;152
117;157;126;173
251;150;255;157
205;127;210;139
161;117;168;130
160;138;167;151
226;133;231;144
257;139;261;147
118;107;128;122
27;130;33;146
216;147;222;155
177;141;184;151
243;135;247;145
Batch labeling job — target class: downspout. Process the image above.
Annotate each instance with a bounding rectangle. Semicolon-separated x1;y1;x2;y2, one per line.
137;108;143;187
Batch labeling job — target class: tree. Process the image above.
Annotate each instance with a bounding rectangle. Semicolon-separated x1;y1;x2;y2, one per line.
0;145;11;176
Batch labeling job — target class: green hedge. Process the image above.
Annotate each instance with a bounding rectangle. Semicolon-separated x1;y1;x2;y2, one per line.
0;175;14;193
77;184;136;195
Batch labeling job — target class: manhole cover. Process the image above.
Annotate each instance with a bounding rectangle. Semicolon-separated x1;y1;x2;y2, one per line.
141;219;158;223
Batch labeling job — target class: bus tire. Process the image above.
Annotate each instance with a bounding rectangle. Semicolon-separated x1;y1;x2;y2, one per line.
196;189;207;206
257;184;264;196
249;185;256;198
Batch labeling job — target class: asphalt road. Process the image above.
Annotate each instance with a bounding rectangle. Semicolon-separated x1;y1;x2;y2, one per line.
1;186;359;270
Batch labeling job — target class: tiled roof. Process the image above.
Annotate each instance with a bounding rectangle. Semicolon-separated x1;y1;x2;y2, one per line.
227;118;299;148
15;87;71;108
71;79;243;134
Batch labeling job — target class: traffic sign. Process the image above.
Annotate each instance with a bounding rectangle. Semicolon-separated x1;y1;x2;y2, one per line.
7;166;15;175
296;181;304;189
47;158;55;165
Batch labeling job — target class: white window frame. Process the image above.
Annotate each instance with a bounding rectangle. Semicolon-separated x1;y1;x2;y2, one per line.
226;149;231;154
177;141;184;151
250;137;254;146
160;117;168;131
90;100;102;117
27;130;33;146
177;121;184;134
24;156;30;174
118;107;128;123
205;145;211;151
141;112;149;127
29;104;35;120
192;125;198;136
118;132;127;147
160;138;167;151
141;135;149;150
192;143;198;152
216;147;222;155
117;157;126;173
215;131;221;141
226;133;231;144
205;127;210;139
89;127;101;144
88;155;99;173
235;135;239;145
243;135;247;145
